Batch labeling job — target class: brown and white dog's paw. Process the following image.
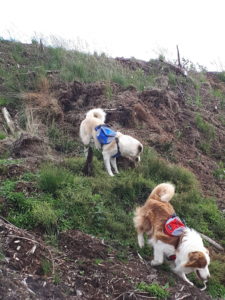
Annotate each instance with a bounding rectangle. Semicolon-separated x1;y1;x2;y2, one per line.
151;260;162;266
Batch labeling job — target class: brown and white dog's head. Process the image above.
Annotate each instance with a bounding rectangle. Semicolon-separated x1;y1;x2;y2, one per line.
185;249;210;281
176;229;211;282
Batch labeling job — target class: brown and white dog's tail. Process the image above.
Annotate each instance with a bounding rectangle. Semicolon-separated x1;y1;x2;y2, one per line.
85;108;106;123
133;206;149;248
133;182;175;248
149;182;175;202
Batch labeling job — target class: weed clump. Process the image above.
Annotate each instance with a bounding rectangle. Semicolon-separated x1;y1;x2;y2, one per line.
137;282;170;299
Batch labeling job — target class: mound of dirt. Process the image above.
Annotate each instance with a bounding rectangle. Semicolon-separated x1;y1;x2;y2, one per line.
11;133;48;158
0;218;212;299
51;77;225;207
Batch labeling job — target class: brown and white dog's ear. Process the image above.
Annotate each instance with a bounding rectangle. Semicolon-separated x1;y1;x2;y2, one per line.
205;248;210;255
185;251;207;268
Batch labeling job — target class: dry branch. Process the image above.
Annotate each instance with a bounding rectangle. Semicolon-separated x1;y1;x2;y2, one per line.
159;58;187;77
176;45;182;68
2;107;15;134
200;232;224;251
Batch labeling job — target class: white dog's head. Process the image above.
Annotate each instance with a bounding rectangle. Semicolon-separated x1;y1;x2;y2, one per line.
118;134;143;162
133;144;143;164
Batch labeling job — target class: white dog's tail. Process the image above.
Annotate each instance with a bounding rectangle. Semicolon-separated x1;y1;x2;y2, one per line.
149;182;175;202
85;108;106;123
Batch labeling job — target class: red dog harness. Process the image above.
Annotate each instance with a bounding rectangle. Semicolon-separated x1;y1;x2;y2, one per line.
164;214;186;261
164;214;186;236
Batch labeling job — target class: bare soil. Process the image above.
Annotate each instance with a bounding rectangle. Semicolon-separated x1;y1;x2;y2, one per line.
0;218;212;299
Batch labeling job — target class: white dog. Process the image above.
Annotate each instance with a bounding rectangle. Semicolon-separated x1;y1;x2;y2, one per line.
133;183;210;287
79;108;143;176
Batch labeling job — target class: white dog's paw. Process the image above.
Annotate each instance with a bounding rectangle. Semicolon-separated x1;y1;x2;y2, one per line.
151;260;162;266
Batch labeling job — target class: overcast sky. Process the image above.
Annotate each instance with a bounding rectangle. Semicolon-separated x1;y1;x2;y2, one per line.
0;0;225;71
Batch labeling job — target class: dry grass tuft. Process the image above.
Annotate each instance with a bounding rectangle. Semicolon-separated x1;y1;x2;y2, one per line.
21;92;63;123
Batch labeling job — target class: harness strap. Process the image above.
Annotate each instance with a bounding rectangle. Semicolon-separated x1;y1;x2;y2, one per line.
167;255;176;261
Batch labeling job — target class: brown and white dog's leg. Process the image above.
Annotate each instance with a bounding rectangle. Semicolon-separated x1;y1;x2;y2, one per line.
177;272;194;286
151;243;164;266
172;268;194;286
137;232;144;248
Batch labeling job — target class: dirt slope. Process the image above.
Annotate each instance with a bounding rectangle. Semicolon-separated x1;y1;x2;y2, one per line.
0;218;212;299
52;76;225;207
0;41;225;299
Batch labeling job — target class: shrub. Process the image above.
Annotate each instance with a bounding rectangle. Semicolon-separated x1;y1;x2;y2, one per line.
38;165;74;195
32;201;58;229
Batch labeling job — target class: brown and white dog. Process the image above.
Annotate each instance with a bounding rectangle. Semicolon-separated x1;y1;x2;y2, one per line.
79;108;143;176
133;183;210;287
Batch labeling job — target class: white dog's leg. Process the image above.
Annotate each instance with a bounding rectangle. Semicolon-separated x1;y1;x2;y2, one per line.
151;244;164;266
103;153;114;176
84;146;89;158
110;157;119;174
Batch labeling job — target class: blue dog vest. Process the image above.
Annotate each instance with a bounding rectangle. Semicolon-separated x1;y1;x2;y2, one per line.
95;125;117;145
95;125;120;158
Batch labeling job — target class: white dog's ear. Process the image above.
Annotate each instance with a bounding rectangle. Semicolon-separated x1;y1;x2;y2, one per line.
135;156;140;163
185;251;207;268
138;144;143;154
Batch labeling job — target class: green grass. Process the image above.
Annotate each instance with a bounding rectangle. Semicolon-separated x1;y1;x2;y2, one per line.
1;149;225;242
195;113;215;139
0;39;157;93
217;72;225;83
168;72;177;86
195;113;216;154
1;149;225;295
0;132;6;140
136;282;170;299
0;97;8;107
0;159;22;166
48;124;81;154
213;161;225;180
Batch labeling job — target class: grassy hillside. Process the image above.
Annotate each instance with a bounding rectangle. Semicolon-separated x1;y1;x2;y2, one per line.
0;38;225;298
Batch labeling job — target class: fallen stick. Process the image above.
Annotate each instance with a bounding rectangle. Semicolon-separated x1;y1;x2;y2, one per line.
199;232;224;251
137;252;151;272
